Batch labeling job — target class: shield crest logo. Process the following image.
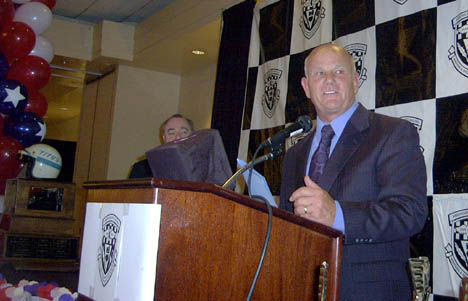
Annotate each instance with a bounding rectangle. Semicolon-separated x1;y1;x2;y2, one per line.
300;0;325;40
98;213;121;287
445;209;468;278
448;11;468;78
344;43;368;88
262;69;282;118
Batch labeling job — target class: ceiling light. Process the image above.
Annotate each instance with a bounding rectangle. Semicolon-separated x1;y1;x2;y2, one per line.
191;50;205;55
59;107;69;111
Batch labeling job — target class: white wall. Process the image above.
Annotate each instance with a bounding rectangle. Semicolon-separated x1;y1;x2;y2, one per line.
107;65;181;179
178;63;217;131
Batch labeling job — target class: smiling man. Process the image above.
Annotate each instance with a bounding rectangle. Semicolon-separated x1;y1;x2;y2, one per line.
280;44;428;300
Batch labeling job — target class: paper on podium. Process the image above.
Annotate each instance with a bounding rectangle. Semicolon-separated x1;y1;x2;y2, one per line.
237;158;277;207
78;202;161;301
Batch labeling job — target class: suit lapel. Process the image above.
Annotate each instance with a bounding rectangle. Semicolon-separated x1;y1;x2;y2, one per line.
319;104;371;191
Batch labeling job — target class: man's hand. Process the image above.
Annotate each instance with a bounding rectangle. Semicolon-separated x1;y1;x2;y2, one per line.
289;176;336;226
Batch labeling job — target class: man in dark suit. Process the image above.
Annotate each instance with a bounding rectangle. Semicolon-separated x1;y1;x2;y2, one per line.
280;44;427;300
129;114;195;178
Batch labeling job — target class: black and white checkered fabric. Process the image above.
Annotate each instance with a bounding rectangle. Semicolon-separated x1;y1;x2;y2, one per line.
238;0;468;298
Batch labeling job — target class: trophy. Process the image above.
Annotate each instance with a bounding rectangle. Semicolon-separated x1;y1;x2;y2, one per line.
409;256;431;301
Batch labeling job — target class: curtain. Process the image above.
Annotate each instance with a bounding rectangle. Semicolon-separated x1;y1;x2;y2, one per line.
211;0;256;171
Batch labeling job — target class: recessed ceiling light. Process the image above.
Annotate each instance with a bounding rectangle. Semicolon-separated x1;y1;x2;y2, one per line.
191;50;205;55
59;107;69;111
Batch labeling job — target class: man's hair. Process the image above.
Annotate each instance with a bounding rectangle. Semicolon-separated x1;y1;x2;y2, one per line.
161;114;195;134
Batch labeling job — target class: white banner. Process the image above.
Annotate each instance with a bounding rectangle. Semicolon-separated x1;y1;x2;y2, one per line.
433;194;468;298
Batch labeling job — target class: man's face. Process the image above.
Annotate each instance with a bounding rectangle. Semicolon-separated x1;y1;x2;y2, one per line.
301;45;359;123
162;117;193;143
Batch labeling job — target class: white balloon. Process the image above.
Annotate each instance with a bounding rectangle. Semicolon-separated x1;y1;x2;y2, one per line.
12;0;31;3
29;36;54;63
13;2;52;35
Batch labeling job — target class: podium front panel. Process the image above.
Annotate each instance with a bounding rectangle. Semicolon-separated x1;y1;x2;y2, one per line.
83;179;342;300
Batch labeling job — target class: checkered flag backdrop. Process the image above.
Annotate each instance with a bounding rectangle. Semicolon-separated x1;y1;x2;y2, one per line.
237;0;468;298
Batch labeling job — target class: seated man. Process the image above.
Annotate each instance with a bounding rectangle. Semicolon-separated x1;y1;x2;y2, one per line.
129;114;195;178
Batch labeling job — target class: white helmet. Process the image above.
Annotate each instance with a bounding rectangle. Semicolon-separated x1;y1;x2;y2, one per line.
18;144;62;179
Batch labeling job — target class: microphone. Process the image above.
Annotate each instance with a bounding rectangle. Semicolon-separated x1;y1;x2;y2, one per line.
260;115;313;149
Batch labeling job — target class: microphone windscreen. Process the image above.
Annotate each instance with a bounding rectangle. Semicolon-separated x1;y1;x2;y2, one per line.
297;115;313;132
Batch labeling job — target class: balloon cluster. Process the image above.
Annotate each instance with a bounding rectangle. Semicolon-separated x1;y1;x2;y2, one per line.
0;0;56;194
0;274;78;300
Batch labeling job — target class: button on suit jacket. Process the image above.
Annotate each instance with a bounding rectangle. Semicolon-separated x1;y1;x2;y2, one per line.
280;103;428;301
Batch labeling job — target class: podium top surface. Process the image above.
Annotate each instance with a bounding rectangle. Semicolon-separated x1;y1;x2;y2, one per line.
83;178;343;239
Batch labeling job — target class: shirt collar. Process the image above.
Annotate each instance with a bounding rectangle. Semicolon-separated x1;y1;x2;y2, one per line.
316;101;359;138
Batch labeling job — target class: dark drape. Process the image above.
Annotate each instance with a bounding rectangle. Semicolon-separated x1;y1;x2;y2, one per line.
211;0;256;172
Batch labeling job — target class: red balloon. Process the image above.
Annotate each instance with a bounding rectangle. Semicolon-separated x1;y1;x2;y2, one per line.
31;0;55;10
0;135;23;177
0;0;14;32
7;55;51;90
0;175;7;194
24;88;48;117
0;162;22;194
0;114;4;133
0;21;36;62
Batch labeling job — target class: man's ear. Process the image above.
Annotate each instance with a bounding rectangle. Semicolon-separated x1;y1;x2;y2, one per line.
301;76;310;98
353;72;360;94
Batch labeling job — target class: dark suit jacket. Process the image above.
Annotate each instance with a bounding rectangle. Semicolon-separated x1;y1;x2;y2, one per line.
129;159;153;178
280;103;428;301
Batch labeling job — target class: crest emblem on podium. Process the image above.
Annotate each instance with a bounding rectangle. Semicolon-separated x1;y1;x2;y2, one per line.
98;213;121;287
445;209;468;278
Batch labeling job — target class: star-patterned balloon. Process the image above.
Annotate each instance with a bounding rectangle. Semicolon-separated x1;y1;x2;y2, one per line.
3;111;46;147
0;79;29;116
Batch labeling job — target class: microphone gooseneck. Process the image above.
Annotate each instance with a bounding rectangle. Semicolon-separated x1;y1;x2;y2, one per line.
260;115;313;149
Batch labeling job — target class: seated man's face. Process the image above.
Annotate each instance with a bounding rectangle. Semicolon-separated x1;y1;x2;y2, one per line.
163;117;193;143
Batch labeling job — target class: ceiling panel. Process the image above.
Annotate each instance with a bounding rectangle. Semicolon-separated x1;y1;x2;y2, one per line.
51;0;97;20
52;0;175;24
119;0;175;23
131;18;221;75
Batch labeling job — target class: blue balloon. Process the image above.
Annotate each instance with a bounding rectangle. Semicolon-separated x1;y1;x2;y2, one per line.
0;79;29;116
4;111;46;148
0;53;8;79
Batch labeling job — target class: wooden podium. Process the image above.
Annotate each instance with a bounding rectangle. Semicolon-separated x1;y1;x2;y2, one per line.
82;178;343;300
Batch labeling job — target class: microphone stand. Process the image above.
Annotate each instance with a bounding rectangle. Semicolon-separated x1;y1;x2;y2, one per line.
221;148;282;189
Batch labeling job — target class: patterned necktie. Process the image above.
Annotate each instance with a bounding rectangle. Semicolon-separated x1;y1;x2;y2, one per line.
309;125;335;182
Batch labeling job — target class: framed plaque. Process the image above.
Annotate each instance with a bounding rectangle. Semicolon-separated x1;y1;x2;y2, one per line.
4;179;75;219
0;179;79;272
